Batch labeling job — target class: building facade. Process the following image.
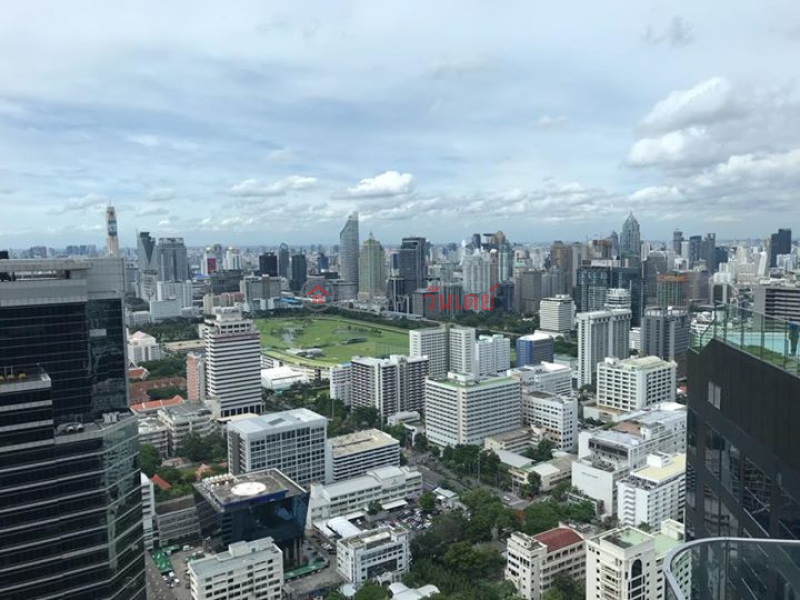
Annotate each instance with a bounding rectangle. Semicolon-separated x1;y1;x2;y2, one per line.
521;390;579;451
505;528;585;600
409;327;448;380
339;212;360;297
576;308;632;387
516;332;555;367
617;452;686;529
596;356;677;412
350;355;428;417
336;527;410;586
327;429;401;482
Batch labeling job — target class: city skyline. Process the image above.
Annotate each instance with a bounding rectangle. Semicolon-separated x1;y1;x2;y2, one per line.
2;2;800;246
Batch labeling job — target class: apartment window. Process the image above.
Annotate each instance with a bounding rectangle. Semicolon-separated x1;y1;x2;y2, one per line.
743;458;772;534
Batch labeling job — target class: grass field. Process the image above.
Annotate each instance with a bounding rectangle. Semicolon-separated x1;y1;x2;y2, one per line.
254;316;409;365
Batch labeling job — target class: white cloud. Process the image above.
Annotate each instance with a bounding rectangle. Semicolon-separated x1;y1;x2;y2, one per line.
127;134;160;147
535;115;568;128
627;127;710;167
59;193;108;213
266;148;294;162
146;187;176;202
640;77;737;132
643;16;694;47
230;175;318;198
344;171;415;198
136;206;169;217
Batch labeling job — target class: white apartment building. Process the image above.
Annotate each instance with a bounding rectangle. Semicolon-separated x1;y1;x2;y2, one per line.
617;452;686;529
510;362;572;396
521;390;578;451
586;521;685;600
571;403;687;517
127;331;161;364
505;527;585;600
138;417;170;457
576;309;632;387
350;355;428;417
327;429;400;482
474;334;511;377
157;403;214;456
539;295;575;334
336;527;410;586
307;466;422;525
140;473;157;550
189;537;283;600
330;363;352;404
204;309;262;416
156;279;193;309
448;326;476;375
425;373;521;447
409;327;448;380
596;356;677;412
227;408;328;486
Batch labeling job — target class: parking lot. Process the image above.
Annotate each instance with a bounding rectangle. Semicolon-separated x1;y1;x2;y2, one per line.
146;546;203;600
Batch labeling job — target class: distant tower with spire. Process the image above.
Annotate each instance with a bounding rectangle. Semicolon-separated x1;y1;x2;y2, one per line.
106;205;119;257
620;212;641;267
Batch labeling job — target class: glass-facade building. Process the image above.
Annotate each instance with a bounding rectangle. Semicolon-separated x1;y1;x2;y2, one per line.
0;258;145;600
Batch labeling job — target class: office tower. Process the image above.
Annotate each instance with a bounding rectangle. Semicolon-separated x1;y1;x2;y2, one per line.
0;258;145;600
700;232;717;273
515;332;555;367
596;356;677;412
448;326;476;375
204;309;262;417
605;287;631;311
289;253;307;292
339;212;360;294
425;373;521;447
576;309;632;387
520;390;579;451
278;243;290;279
642;250;669;307
610;230;620;257
399;236;428;296
186;351;206;401
350;355;428;417
462;250;492;294
409;327;448;380
141;473;157;550
688;235;702;267
770;228;792;267
753;281;800;322
539;295;574;334
227;409;327;486
511;362;573;396
358;233;387;294
137;231;158;300
514;269;543;314
189;537;283;600
259;252;278;276
157;236;189;281
505;528;586;600
620;212;641;266
337;527;410;586
641;307;690;377
470;233;482;249
498;240;514;282
474;334;511;376
193;470;309;561
106;205;119;257
318;252;329;271
201;243;224;275
549;241;573;291
656;272;689;308
617;452;686;529
586;522;684;600
576;265;611;312
326;429;401;482
672;229;684;255
329;363;351;404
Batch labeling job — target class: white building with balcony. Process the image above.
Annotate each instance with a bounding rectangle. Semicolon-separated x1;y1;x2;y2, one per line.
505;527;585;600
596;356;677;413
617;452;686;530
336;526;410;586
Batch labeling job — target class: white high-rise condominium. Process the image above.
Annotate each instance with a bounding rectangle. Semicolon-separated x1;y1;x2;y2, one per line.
106;205;119;257
350;355;429;417
425;373;521;446
474;334;510;377
462;250;492;294
576;308;631;387
339;212;360;295
617;453;686;530
596;356;677;412
204;308;263;416
538;295;574;334
358;232;386;294
449;326;476;375
409;327;448;380
521;390;579;451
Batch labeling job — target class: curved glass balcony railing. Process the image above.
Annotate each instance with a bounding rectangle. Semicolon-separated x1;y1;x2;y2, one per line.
664;537;800;600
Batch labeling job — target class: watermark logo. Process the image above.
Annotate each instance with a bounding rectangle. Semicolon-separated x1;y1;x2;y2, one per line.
300;279;335;312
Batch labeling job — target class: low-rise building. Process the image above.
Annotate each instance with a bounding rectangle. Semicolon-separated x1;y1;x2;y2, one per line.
189;537;283;600
617;452;686;529
127;330;162;364
307;466;422;526
505;527;585;600
387;583;440;600
156;495;201;546
483;428;532;454
138;417;170;457
521;390;578;451
327;429;400;482
158;403;214;456
510;362;572;396
499;451;577;493
336;526;410;586
260;366;308;391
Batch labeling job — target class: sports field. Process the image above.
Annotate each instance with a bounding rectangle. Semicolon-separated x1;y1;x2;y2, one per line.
254;317;409;365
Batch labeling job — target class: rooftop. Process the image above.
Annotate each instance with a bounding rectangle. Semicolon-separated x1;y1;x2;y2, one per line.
518;332;555;342
228;408;327;436
190;537;280;578
328;429;399;458
130;396;184;413
601;356;674;371
629;453;686;484
533;527;583;552
604;527;652;549
194;469;306;509
338;526;406;549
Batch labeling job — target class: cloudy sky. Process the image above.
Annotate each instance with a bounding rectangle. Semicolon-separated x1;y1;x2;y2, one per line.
2;1;800;247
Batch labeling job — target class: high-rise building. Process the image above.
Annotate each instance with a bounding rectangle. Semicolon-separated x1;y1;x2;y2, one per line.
137;231;158;300
596;356;677;412
326;428;400;482
462;250;492;295
0;258;145;600
350;355;428;417
656;272;689;308
753;281;800;323
204;309;262;417
515;332;555;367
641;307;690;378
605;287;631;311
409;327;449;380
474;334;511;377
106;205;119;257
259;252;278;276
157;237;189;282
688;235;702;267
189;537;283;600
617;452;686;529
549;241;573;293
514;269;544;314
290;253;307;292
620;212;641;267
672;229;684;255
339;212;360;295
186;351;206;401
399;236;428;296
701;232;717;273
278;243;290;279
227;408;328;486
448;326;476;375
329;363;352;405
510;362;573;396
141;473;157;550
425;373;521;447
770;228;792;268
505;528;586;600
358;233;386;294
539;295;574;334
576;309;632;387
520;390;579;451
223;247;242;271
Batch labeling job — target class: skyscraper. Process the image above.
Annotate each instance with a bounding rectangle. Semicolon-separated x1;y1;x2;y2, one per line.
462;250;491;295
770;228;792;268
0;258;146;600
290;253;308;292
688;235;702;267
278;243;290;279
641;307;690;377
339;212;360;295
137;231;158;300
701;233;717;273
620;212;641;267
672;229;684;256
157;237;189;282
358;233;387;294
399;236;428;296
259;252;278;277
106;205;119;257
576;309;632;387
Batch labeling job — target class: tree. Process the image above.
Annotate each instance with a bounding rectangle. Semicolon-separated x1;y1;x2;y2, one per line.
522;501;562;535
140;444;161;477
526;472;541;496
430;446;441;458
353;582;388;600
542;572;584;600
414;432;429;453
367;500;383;516
637;521;652;533
419;491;437;513
524;439;556;462
551;480;572;502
